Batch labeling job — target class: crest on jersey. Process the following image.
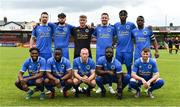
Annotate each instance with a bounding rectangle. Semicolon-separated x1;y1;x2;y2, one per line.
47;27;51;31
63;27;68;32
139;66;142;69
86;65;90;70
148;64;152;69
107;28;111;32
37;63;40;69
61;64;65;69
143;31;147;35
126;25;130;30
111;65;115;70
85;29;89;33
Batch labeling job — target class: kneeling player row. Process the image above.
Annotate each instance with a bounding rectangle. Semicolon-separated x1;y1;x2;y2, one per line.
15;47;164;100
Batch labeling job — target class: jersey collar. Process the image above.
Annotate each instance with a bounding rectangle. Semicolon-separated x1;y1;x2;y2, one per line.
105;57;115;63
80;57;88;64
101;24;109;26
140;57;150;63
30;57;40;62
54;57;63;63
40;23;48;26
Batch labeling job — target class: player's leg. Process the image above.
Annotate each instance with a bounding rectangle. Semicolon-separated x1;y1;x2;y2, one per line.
108;75;115;94
36;78;45;100
15;79;24;90
73;78;81;97
147;78;164;98
39;53;52;61
96;76;107;97
124;52;133;75
62;78;73;97
129;78;142;98
44;78;56;98
62;47;69;59
85;79;96;97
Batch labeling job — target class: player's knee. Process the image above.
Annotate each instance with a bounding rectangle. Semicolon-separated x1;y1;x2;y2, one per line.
156;78;164;87
91;80;96;87
130;78;136;82
73;78;80;85
95;77;102;83
15;80;21;88
36;79;43;85
67;79;73;85
44;78;50;84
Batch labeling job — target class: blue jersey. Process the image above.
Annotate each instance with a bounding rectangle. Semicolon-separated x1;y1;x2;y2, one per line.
132;58;158;81
20;57;46;76
93;25;115;57
132;27;154;60
48;23;74;49
114;22;136;52
46;57;72;78
32;25;53;53
73;57;95;76
96;56;122;74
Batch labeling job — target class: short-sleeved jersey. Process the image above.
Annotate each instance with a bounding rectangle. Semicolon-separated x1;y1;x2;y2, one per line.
48;23;74;49
32;25;53;53
93;25;115;56
71;26;94;58
73;57;95;76
132;27;155;59
20;57;46;76
132;58;158;81
114;22;136;52
46;57;72;78
96;56;122;74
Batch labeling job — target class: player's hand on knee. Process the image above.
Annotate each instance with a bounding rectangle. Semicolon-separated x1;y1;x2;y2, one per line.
108;71;114;75
55;79;60;85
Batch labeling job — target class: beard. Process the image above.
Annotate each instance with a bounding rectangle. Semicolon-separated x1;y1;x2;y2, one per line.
106;56;113;63
59;21;65;25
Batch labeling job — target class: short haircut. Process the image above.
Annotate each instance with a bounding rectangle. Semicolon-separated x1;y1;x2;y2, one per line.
142;48;150;53
119;10;128;16
54;48;62;52
101;13;109;17
41;12;48;16
137;16;144;20
79;15;87;19
29;47;39;53
105;46;113;51
58;13;66;18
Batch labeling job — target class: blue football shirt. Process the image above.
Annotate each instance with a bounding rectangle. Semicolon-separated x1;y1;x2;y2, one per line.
32;25;53;54
114;22;136;52
132;27;154;60
46;57;72;78
73;57;95;76
96;56;122;74
132;58;158;81
20;57;46;76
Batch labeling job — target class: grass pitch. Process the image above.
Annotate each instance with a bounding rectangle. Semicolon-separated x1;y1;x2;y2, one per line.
0;47;180;106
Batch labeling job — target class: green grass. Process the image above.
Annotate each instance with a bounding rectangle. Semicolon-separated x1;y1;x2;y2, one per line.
0;47;180;106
